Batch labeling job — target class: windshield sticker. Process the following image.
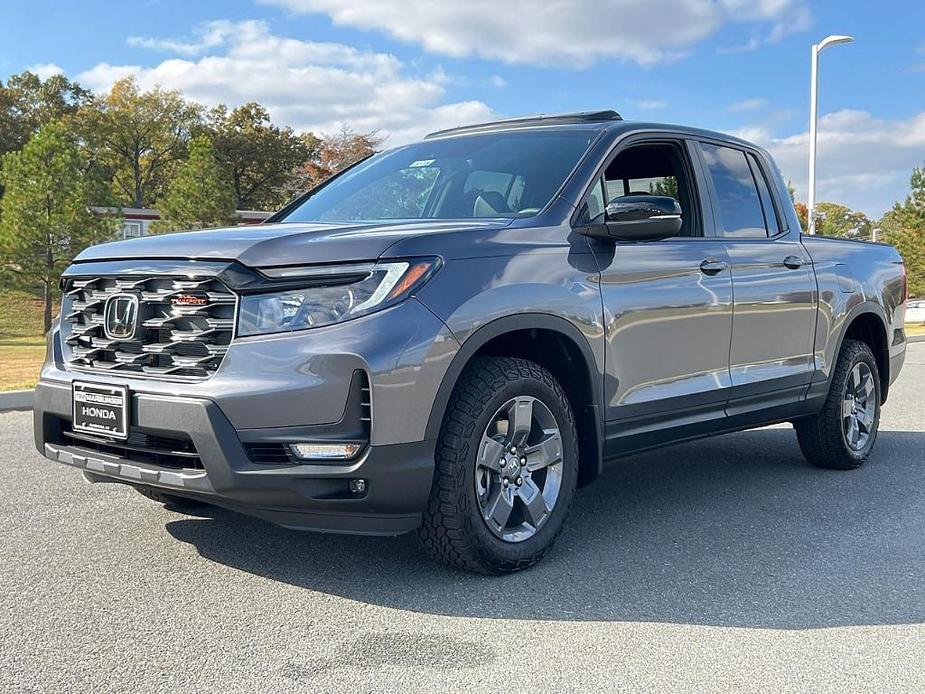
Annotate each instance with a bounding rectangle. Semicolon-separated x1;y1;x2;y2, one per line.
409;159;435;168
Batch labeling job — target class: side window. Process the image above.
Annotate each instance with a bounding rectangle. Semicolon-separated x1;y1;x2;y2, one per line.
603;142;700;237
747;153;781;236
576;179;606;225
699;143;767;238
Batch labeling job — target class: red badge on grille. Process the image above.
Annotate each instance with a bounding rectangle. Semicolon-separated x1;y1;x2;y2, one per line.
171;294;208;306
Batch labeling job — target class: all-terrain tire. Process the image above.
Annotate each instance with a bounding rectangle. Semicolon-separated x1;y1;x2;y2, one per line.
417;357;579;574
794;339;881;470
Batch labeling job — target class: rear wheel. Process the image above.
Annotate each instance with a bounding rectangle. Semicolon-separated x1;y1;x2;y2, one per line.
795;339;881;470
418;357;579;574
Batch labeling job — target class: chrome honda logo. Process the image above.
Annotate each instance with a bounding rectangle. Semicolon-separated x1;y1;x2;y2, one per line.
103;294;139;340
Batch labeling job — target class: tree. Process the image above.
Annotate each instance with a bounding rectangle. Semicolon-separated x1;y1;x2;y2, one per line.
150;135;235;233
793;201;809;233
880;162;925;298
79;77;201;208
292;125;382;192
0;71;92;157
207;103;312;210
814;202;873;239
0;122;120;331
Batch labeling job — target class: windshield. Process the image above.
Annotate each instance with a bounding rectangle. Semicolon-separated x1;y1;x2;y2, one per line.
280;129;597;223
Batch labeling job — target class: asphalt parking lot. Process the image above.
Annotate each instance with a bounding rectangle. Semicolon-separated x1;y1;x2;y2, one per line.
2;344;924;693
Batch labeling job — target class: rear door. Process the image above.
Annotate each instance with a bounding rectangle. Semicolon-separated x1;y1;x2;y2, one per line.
695;141;816;407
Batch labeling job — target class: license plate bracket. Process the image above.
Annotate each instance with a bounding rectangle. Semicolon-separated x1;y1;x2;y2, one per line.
72;382;129;440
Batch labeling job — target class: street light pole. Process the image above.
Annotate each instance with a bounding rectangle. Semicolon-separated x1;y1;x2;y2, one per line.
807;34;854;235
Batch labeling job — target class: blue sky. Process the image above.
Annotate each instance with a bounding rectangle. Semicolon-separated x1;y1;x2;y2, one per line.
1;0;923;217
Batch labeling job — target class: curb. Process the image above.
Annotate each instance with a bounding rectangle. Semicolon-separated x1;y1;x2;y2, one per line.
910;334;925;344
0;389;34;412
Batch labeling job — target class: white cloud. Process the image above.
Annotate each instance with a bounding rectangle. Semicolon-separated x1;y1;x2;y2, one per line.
28;63;65;80
737;109;925;217
489;75;507;88
729;97;766;112
127;21;236;56
76;20;495;145
633;99;668;110
261;0;811;67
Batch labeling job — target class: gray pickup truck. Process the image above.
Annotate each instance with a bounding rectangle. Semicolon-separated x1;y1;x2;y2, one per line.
34;111;908;574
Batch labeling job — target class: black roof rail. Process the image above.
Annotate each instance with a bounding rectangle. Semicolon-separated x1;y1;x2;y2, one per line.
424;110;623;139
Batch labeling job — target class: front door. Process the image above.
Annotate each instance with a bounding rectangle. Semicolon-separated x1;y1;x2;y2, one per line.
584;139;734;441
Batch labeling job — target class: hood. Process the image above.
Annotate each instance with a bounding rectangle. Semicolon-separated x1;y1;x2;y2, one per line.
74;220;512;268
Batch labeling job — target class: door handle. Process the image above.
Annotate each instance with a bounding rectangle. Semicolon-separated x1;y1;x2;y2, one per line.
783;255;804;269
699;258;728;275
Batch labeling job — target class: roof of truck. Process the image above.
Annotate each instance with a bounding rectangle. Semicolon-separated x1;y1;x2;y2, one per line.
424;110;760;151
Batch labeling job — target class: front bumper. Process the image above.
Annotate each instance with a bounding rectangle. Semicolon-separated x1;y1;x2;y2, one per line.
34;381;435;535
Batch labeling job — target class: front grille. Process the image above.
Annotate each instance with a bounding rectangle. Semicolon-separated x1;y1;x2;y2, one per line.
61;275;236;380
60;429;204;470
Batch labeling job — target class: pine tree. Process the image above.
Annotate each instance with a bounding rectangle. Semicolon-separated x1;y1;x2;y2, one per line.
0;121;119;332
151;135;236;233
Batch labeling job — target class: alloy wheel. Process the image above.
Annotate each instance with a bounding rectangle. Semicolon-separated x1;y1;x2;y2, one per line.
842;361;876;451
474;396;564;543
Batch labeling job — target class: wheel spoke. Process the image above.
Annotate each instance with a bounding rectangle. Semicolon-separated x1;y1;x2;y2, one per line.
850;364;862;392
847;418;860;447
858;373;875;401
519;477;548;527
479;435;505;472
842;397;854;419
857;407;874;431
507;397;534;446
524;431;562;471
484;486;514;528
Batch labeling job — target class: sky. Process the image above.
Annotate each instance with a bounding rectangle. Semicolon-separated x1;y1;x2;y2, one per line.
0;0;923;218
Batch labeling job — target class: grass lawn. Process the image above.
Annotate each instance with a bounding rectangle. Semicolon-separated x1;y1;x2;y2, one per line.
0;290;51;392
907;322;925;338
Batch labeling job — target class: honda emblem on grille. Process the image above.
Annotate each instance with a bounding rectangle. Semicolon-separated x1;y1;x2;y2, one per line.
103;294;139;340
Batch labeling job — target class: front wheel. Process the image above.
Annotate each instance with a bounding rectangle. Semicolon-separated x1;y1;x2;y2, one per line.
794;339;881;470
417;357;579;574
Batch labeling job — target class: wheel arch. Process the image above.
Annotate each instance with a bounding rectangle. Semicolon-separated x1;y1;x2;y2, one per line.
833;302;891;403
425;314;604;486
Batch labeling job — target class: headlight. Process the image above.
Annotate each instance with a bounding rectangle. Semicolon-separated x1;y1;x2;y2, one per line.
237;258;440;337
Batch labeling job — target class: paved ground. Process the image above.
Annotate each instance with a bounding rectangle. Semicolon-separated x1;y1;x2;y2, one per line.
2;345;924;693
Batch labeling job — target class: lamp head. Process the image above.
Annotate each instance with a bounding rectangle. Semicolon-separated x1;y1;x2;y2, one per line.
816;35;854;52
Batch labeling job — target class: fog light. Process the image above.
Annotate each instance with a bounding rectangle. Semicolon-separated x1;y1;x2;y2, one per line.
288;442;364;461
349;479;367;495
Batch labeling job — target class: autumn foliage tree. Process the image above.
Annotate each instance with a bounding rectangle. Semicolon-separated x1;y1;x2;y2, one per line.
291;125;382;193
79;77;201;208
207;102;312;210
0;71;92;157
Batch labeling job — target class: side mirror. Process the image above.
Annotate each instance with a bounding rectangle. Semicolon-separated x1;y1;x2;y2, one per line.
576;195;682;242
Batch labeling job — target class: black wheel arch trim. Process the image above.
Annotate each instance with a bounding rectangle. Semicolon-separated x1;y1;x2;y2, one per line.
819;300;892;403
424;313;604;483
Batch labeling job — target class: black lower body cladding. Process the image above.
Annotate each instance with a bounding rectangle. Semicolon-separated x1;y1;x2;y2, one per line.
33;380;435;535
